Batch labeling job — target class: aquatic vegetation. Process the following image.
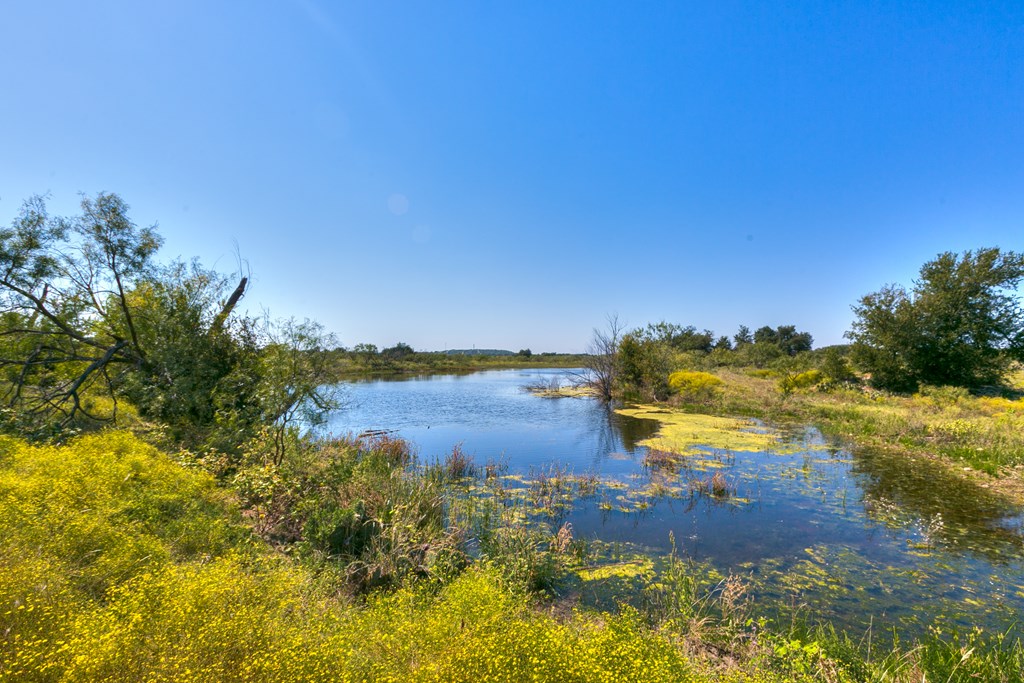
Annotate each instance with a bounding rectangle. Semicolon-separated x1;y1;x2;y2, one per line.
444;441;477;478
527;383;598;399
616;404;787;456
577;558;655;582
712;367;1024;488
691;471;735;498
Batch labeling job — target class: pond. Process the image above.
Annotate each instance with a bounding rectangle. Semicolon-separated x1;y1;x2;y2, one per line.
327;368;1024;639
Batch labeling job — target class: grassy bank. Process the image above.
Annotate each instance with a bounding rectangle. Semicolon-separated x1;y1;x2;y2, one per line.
4;430;1023;682
689;369;1024;505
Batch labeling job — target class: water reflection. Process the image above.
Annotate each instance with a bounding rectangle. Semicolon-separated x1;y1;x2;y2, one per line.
853;447;1024;561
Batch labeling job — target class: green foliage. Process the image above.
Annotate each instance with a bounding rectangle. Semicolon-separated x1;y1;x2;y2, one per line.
381;341;415;359
915;384;971;406
0;193;164;426
849;247;1024;390
617;332;672;400
777;369;823;395
116;262;261;439
734;324;753;347
818;347;856;385
754;325;814;356
0;194;337;462
742;341;785;368
668;370;724;403
643;320;715;352
232;433;456;591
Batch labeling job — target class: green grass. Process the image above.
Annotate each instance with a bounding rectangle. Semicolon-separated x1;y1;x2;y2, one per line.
685;369;1024;503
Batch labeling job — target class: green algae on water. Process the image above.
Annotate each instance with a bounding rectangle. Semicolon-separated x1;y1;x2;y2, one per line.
615;405;790;456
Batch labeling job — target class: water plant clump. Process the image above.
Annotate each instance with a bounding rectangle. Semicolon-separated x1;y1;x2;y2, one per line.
616;404;792;456
443;442;477;479
692;471;735;498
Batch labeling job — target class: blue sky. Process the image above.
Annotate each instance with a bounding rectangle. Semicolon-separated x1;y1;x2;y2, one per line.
2;1;1022;352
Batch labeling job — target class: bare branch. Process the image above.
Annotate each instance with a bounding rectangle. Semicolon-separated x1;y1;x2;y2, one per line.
209;276;247;335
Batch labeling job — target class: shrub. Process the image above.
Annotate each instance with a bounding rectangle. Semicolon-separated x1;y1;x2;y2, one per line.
0;432;248;681
778;369;823;395
668;370;724;403
818;347;857;385
915;384;971;407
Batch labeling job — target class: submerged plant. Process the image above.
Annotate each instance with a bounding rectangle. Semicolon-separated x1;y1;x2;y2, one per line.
692;471;734;499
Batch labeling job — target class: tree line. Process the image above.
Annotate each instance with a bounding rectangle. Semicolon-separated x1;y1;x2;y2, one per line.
587;248;1024;401
587;317;818;402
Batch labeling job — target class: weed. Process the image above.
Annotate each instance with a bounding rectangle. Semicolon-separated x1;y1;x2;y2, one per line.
443;442;476;479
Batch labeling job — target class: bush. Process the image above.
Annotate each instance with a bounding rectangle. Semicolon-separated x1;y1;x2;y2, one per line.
778;369;824;395
819;347;857;384
668;370;724;403
915;384;971;407
0;432;249;681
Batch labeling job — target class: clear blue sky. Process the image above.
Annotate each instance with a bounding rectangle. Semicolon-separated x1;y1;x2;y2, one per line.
2;1;1022;352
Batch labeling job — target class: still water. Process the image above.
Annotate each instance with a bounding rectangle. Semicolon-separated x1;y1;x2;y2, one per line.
328;368;1024;637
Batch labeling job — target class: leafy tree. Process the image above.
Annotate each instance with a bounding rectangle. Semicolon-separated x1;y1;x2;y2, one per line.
733;325;753;347
353;343;378;358
617;332;671;400
256;318;340;465
743;340;784;368
848;248;1024;390
751;324;813;357
0;193;167;426
753;326;778;346
116;260;259;435
642;321;714;353
819;346;856;384
775;325;813;356
0;193;337;455
381;342;414;360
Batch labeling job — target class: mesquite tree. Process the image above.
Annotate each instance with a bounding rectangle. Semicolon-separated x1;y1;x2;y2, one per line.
1;193;336;455
848;247;1024;390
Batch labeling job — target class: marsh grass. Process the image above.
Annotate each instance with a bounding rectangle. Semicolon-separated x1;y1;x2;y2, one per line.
443;441;477;479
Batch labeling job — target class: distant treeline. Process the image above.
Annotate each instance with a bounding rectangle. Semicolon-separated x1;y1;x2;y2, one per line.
329;343;586;375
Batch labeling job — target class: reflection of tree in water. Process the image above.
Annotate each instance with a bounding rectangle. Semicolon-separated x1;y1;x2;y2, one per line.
575;402;664;470
610;407;661;453
852;446;1024;561
573;401;643;471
